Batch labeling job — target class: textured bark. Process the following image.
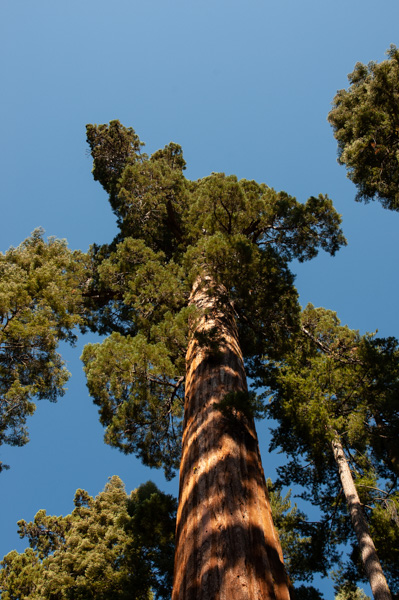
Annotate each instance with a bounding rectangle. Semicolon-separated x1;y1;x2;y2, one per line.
172;276;291;600
331;436;392;600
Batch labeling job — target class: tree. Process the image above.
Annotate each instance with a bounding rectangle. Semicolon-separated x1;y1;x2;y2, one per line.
335;585;371;600
0;476;177;599
328;45;399;211
0;229;85;471
82;121;346;600
267;478;336;599
264;305;398;599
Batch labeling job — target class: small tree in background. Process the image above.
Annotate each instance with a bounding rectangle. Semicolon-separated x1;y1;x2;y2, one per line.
264;305;398;599
267;478;338;599
335;585;371;600
0;476;176;599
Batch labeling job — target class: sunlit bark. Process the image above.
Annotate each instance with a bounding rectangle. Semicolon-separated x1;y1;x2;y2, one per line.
172;276;291;600
331;435;392;600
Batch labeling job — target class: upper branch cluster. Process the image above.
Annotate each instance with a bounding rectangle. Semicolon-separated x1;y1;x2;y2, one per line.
80;120;347;477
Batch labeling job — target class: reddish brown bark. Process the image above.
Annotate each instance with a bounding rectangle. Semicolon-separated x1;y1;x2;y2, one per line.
172;276;291;600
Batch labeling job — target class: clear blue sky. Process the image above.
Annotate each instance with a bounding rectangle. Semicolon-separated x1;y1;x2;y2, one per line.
1;1;398;597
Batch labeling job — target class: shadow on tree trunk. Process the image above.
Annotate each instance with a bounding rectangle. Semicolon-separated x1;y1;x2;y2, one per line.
173;292;291;600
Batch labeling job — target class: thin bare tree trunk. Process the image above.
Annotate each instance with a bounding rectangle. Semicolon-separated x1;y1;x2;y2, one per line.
331;435;392;600
172;276;291;600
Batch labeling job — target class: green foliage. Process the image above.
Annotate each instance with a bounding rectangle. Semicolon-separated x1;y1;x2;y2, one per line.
81;333;184;479
185;174;345;261
90;237;190;344
263;304;399;592
0;548;41;599
214;390;266;420
294;586;325;600
83;122;346;476
267;478;337;587
116;147;188;256
368;492;399;590
356;336;399;478
18;508;72;559
86;120;145;211
0;476;177;600
0;229;85;471
334;582;371;600
328;45;399;211
184;233;301;361
126;480;177;598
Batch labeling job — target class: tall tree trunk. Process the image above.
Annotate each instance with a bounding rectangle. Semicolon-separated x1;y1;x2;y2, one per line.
172;276;291;600
331;435;392;600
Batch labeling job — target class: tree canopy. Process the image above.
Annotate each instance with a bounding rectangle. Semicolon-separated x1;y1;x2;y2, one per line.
0;230;85;471
82;120;346;479
0;476;176;599
263;305;399;594
0;121;372;600
328;45;399;211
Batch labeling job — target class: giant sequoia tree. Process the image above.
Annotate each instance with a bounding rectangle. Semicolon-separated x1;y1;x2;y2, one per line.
81;121;346;600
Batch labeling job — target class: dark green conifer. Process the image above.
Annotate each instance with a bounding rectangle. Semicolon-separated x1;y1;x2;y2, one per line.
264;305;398;598
328;45;399;211
267;478;337;596
82;120;346;479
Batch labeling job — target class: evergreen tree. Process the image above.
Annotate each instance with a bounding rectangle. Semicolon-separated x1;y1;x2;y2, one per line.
0;229;85;471
328;45;399;211
264;305;398;599
82;121;346;600
267;478;336;598
335;584;371;600
0;476;176;599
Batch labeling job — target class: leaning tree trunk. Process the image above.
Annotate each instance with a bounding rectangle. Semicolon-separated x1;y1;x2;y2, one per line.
331;435;392;600
172;276;291;600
